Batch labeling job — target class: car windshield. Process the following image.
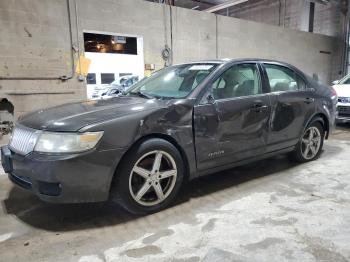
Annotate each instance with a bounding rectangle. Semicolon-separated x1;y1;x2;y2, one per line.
125;63;218;99
340;75;350;85
110;80;121;86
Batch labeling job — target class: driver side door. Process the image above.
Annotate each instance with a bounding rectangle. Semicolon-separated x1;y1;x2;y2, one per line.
193;63;271;171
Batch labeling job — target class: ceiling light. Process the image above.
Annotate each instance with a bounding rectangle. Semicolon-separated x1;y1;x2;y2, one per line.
203;0;249;13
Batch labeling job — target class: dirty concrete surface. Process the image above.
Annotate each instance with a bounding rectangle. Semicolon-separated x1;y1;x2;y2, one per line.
0;125;350;262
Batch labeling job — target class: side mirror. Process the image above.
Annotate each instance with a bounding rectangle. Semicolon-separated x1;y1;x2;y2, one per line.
332;80;340;85
206;94;215;104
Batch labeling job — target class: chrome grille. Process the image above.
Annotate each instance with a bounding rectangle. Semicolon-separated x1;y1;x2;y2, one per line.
337;106;350;116
9;125;40;155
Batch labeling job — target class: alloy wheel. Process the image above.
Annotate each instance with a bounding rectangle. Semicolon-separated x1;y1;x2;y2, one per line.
301;126;322;160
129;150;177;206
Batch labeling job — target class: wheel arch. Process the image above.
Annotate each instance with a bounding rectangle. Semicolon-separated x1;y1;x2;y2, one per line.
109;133;191;196
306;113;329;139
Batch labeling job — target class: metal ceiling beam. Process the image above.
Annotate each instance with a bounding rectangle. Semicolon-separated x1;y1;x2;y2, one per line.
202;0;249;12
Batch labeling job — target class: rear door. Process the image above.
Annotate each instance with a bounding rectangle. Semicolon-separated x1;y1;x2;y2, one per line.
193;62;271;171
261;63;316;151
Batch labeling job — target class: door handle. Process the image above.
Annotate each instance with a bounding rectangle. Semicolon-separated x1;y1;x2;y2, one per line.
251;102;268;113
304;97;315;104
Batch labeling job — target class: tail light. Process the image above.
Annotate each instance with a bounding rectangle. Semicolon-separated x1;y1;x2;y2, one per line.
330;86;337;100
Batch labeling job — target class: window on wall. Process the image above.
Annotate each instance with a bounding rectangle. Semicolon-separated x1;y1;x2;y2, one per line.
101;73;115;84
264;64;304;92
86;73;96;84
84;33;137;55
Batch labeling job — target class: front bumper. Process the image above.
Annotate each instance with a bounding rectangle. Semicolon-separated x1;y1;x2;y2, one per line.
336;116;350;123
1;145;125;203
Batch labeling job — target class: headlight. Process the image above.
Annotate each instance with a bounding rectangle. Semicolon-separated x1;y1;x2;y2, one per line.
34;131;103;153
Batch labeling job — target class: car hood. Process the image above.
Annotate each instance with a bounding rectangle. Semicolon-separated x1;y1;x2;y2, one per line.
18;96;164;132
333;84;350;97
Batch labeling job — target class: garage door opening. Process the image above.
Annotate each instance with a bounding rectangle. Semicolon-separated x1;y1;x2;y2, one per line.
83;32;144;99
84;33;138;55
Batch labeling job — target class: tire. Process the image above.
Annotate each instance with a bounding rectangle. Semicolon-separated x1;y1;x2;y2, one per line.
289;121;324;163
111;138;185;215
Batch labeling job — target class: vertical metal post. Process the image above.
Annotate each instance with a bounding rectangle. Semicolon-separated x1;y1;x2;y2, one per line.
309;2;315;32
216;15;218;59
343;0;350;75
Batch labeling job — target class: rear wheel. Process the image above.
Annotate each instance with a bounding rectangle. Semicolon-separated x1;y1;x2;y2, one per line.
289;121;324;162
111;138;184;215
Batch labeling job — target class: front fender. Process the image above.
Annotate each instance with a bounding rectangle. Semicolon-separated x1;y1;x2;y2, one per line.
81;100;197;178
136;102;196;177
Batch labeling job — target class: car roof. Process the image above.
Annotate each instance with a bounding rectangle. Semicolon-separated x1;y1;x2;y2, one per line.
176;58;297;68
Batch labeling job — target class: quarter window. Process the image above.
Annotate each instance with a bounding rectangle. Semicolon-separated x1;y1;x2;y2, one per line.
296;74;307;90
265;64;303;92
212;64;261;100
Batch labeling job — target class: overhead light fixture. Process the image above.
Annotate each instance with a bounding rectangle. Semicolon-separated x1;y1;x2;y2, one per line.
313;0;329;4
203;0;249;13
192;5;199;10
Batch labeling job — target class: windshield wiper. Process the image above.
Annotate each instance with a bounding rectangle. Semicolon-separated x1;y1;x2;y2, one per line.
129;91;154;99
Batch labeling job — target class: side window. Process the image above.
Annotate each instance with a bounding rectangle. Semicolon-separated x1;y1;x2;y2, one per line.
212;64;261;100
265;64;303;92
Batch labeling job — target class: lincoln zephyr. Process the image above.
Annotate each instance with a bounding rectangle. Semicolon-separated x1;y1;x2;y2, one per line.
1;59;336;214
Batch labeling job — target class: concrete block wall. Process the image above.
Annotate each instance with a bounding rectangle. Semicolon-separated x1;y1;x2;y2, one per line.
171;7;217;63
314;2;342;37
217;16;335;83
0;0;86;118
168;5;335;83
0;0;339;118
222;0;290;27
222;0;342;38
283;0;303;30
76;0;171;70
220;0;303;30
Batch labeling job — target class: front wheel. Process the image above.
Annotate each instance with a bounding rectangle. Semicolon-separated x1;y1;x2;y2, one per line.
111;138;184;215
289;121;324;162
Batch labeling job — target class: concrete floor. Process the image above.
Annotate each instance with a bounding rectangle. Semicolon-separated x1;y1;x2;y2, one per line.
0;125;350;262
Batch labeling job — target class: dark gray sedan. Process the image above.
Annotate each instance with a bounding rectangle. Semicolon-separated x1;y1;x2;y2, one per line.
1;59;336;214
